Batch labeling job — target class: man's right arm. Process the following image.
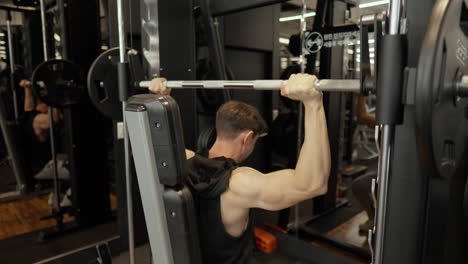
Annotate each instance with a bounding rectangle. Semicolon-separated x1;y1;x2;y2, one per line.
224;74;331;211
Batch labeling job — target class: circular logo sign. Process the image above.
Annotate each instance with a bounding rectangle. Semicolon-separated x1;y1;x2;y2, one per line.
305;32;324;54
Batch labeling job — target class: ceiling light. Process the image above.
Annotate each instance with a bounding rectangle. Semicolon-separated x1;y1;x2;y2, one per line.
280;12;316;22
359;0;389;8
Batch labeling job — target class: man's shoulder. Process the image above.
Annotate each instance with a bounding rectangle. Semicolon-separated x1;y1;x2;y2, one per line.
227;167;263;194
231;167;259;177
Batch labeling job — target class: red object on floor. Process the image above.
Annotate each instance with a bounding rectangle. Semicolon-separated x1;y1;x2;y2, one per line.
254;227;277;253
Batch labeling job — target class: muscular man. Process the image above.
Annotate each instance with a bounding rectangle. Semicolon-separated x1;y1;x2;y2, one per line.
149;74;331;264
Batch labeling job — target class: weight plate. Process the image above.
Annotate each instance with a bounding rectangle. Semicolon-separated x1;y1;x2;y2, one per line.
32;59;84;107
87;48;123;120
196;126;217;151
415;0;468;178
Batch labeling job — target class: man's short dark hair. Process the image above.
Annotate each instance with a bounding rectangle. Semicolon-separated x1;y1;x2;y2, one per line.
216;101;268;140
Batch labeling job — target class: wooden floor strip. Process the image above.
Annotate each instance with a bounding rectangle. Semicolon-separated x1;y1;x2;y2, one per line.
0;194;117;240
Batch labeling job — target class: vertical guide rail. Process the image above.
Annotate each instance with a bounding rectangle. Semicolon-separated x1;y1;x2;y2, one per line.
293;0;308;235
39;0;62;216
140;0;161;78
39;0;48;60
115;0;135;262
373;1;402;264
6;11;19;122
200;0;231;101
56;0;68;58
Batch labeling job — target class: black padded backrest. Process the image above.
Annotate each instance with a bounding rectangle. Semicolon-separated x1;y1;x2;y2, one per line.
127;94;188;186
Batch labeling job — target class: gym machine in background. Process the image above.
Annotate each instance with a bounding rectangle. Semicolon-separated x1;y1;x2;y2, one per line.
0;9;29;199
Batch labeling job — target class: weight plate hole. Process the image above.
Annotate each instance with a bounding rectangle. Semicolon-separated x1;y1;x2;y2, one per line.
94;80;108;102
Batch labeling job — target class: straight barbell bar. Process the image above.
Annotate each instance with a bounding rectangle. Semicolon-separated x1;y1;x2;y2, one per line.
138;79;362;93
139;77;468;96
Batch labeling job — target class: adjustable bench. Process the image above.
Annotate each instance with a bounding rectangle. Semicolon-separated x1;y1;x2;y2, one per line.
125;94;202;264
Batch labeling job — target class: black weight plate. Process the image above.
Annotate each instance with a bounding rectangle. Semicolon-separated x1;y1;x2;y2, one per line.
196;126;216;151
87;48;123;120
32;59;84;107
415;0;468;178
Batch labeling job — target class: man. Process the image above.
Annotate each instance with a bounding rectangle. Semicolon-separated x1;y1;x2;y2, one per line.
20;79;62;143
149;74;330;264
18;79;55;177
19;80;70;206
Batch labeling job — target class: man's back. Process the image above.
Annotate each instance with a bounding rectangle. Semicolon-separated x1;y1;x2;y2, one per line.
186;150;254;264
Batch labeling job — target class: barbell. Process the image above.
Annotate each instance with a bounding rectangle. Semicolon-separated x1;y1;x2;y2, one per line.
138;78;468;97
138;79;362;93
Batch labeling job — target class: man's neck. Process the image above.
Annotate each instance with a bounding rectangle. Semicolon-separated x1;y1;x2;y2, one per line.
209;139;240;163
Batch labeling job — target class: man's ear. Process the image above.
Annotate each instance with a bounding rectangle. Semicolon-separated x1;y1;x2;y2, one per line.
242;130;255;145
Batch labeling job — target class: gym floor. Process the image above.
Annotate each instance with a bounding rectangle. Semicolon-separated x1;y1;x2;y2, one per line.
0;193;118;240
0;195;74;239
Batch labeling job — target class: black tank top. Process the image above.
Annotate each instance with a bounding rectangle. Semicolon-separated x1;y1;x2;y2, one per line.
186;150;254;264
